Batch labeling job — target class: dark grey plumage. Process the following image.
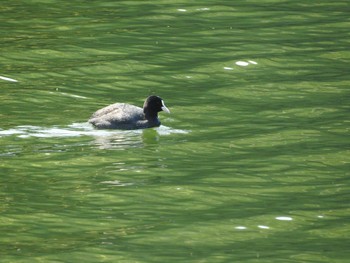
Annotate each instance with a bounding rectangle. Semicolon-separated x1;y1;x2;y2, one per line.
88;96;170;130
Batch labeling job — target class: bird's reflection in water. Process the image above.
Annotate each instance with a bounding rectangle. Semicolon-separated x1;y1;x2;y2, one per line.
92;127;160;150
92;125;189;149
141;128;160;145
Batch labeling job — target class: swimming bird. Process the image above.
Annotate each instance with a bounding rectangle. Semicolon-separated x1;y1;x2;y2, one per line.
88;95;170;129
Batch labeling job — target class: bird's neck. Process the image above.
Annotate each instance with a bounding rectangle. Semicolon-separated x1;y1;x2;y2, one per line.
145;112;158;120
144;111;160;127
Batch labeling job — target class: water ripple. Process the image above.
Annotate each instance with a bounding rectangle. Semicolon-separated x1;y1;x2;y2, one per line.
0;123;189;139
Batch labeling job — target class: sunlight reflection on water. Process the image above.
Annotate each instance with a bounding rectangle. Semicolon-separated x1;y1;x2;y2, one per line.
100;180;135;187
0;75;18;82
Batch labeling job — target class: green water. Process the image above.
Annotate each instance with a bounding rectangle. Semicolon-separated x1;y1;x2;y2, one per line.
1;1;349;262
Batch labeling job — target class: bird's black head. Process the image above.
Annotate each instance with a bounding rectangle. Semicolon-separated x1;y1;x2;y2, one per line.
143;96;170;119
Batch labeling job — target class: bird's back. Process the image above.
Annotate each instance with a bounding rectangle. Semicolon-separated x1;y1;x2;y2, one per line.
89;103;145;129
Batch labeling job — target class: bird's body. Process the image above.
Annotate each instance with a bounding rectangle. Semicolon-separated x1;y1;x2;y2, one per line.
88;96;169;130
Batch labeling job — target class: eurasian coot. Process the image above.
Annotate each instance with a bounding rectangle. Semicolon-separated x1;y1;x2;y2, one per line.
88;95;170;129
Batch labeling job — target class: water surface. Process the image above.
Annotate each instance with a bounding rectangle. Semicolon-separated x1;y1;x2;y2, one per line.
1;1;350;262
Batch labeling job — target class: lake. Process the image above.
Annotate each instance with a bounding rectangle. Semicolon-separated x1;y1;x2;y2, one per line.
1;1;349;262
